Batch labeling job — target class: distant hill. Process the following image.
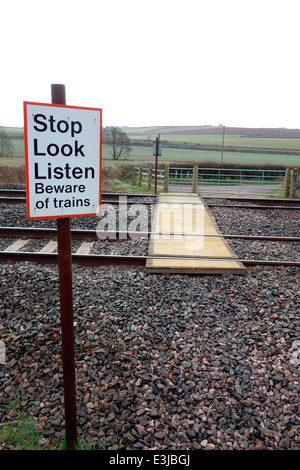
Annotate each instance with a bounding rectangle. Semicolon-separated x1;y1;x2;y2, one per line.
122;125;300;138
2;125;300;139
0;126;24;137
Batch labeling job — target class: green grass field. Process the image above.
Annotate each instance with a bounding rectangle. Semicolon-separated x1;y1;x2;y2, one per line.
122;125;300;150
1;143;300;169
127;133;300;150
105;144;300;167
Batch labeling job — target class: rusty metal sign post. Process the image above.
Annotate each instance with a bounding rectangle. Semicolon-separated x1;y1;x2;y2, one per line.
24;84;102;450
51;84;77;450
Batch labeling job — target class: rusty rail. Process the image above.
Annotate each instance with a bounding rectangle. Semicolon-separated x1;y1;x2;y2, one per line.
0;250;299;267
1;226;300;242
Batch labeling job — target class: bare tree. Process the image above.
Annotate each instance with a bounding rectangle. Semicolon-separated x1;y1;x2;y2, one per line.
103;126;132;160
0;129;13;158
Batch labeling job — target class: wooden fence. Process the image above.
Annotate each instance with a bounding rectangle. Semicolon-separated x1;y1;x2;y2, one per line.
132;165;169;191
132;165;200;193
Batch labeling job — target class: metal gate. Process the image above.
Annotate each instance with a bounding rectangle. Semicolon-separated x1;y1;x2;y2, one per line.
168;167;287;198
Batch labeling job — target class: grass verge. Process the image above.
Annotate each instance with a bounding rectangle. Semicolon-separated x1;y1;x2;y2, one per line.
0;418;92;450
0;392;92;450
109;178;154;194
0;417;50;450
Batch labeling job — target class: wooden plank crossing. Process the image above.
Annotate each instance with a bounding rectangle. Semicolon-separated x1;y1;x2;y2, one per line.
146;193;246;274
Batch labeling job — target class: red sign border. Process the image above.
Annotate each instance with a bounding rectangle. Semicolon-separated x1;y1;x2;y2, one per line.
23;101;102;220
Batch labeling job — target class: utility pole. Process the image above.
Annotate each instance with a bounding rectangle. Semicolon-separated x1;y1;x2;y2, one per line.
221;126;225;164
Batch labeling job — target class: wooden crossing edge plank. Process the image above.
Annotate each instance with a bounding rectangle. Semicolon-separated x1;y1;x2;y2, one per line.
145;262;246;275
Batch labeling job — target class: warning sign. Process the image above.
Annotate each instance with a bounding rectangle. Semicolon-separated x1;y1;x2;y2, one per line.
24;102;102;220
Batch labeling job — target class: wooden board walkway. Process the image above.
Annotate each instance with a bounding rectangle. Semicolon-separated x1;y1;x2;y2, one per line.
146;193;246;274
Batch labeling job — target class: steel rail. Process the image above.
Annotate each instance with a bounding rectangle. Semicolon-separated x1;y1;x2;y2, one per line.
0;189;157;199
0;251;146;266
1;189;299;205
0;197;27;204
0;188;299;203
1;226;300;242
0;227;99;240
0;197;157;205
203;196;300;205
0;196;300;210
1;227;300;242
96;231;300;242
103;200;300;209
206;203;300;210
0;250;299;267
1;196;300;210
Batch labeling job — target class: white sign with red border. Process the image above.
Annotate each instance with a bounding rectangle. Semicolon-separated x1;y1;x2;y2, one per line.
24;102;102;220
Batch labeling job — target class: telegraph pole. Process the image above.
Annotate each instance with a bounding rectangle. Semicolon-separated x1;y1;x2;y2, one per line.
221;126;225;164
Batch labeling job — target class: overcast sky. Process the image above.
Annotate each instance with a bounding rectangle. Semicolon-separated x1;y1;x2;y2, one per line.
1;0;300;129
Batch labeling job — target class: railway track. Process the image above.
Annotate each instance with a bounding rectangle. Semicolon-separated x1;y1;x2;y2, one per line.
1;189;300;209
0;189;299;268
1;226;300;242
0;226;299;268
0;189;157;200
1;251;300;268
0;190;157;205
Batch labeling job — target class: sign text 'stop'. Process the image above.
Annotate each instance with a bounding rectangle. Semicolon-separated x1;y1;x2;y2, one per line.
33;113;83;138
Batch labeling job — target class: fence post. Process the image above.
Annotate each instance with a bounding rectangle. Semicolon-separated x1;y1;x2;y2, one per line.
295;168;300;199
164;164;169;192
147;168;152;190
137;167;142;187
192;165;198;193
131;168;136;186
284;168;291;198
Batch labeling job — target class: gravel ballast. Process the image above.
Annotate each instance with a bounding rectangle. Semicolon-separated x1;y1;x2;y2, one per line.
0;190;299;450
0;262;299;450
